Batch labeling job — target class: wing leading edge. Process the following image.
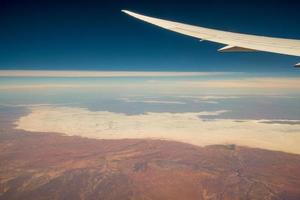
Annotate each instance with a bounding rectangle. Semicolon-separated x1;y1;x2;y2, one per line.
122;10;300;67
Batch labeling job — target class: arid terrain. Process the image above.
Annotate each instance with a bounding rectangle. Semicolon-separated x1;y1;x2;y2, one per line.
1;127;300;200
1;0;300;199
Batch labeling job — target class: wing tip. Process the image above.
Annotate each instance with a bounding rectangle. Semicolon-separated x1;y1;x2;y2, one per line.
294;63;300;68
121;10;132;15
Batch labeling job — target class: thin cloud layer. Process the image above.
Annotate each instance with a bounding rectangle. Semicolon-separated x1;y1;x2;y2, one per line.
182;78;300;89
1;77;300;92
119;98;186;105
197;95;240;100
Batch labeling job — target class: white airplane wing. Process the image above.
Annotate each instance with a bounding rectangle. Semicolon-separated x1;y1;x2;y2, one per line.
122;10;300;67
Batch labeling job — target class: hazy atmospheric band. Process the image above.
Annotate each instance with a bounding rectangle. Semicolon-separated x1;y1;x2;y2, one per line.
0;70;231;77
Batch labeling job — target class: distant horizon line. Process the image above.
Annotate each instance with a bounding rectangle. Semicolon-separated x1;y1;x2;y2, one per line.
0;70;236;77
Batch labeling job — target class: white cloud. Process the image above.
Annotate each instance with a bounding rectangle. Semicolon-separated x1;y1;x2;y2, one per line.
179;95;240;104
197;95;240;100
119;98;186;105
15;106;300;154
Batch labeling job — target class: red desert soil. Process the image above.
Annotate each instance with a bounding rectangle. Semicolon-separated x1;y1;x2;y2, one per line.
0;131;300;200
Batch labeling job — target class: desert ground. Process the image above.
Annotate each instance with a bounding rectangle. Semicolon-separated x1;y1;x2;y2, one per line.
1;110;300;200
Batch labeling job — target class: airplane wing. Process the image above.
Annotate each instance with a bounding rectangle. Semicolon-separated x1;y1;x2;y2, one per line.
122;10;300;67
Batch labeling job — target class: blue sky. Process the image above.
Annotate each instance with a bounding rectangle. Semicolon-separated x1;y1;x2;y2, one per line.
0;0;300;72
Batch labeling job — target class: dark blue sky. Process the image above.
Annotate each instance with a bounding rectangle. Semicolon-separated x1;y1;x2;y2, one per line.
0;0;300;72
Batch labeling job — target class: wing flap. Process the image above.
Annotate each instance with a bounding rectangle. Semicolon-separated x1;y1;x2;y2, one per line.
218;45;257;52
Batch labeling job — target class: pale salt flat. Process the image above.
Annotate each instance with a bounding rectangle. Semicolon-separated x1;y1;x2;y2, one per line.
15;106;300;154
